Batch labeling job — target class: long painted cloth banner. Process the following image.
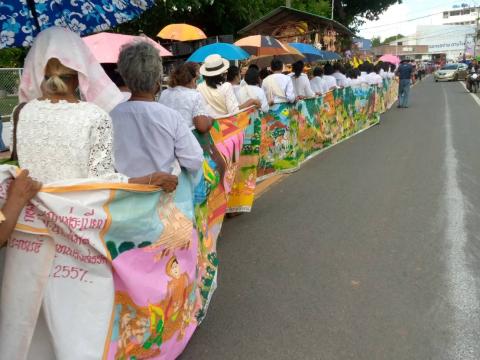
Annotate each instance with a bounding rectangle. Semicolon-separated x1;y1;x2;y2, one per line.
219;79;398;212
0;80;398;360
0;167;212;360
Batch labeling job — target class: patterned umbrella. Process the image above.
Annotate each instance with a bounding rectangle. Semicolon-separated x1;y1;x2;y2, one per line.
235;35;290;57
246;41;304;68
157;23;206;42
0;0;154;48
83;32;172;63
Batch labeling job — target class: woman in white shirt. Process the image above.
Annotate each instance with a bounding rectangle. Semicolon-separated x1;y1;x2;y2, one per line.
11;27;178;360
366;64;384;86
159;62;212;133
227;65;242;101
346;68;362;87
16;27;175;188
310;67;327;95
237;67;269;113
290;60;315;99
197;54;259;118
322;63;339;92
112;42;204;176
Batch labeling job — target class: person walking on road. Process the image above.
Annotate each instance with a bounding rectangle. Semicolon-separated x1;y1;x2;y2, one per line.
396;59;414;108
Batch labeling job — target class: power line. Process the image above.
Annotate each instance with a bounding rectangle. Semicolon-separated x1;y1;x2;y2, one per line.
396;28;476;42
359;3;480;31
358;11;445;30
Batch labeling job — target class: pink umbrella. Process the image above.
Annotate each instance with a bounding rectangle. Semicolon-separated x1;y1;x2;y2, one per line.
378;54;400;65
83;32;172;63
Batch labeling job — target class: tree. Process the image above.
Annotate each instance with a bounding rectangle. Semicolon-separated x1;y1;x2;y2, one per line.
118;0;331;38
382;34;404;45
117;0;400;38
0;48;27;68
371;36;381;47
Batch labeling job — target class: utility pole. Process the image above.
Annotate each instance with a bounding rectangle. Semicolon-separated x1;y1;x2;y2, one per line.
331;0;335;20
475;5;479;57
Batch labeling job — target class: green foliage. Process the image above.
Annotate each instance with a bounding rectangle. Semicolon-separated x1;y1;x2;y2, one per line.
371;36;381;47
117;0;399;38
0;72;20;93
382;34;404;45
0;48;27;68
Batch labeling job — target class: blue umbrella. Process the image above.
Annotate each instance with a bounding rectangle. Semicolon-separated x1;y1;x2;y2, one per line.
289;42;324;63
320;51;342;61
0;0;155;48
187;43;250;62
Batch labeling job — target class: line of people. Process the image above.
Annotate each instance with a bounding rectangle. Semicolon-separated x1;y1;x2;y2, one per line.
0;27;400;249
0;27;404;359
154;55;398;128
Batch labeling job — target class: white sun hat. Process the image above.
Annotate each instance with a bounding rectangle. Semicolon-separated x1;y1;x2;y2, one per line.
199;54;230;77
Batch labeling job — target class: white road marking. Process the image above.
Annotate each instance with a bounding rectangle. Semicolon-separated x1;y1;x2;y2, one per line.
459;80;480;107
442;85;480;360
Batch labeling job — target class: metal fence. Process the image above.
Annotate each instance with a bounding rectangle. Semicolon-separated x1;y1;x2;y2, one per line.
0;68;22;122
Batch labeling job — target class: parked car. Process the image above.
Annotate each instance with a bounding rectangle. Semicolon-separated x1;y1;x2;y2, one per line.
434;63;468;82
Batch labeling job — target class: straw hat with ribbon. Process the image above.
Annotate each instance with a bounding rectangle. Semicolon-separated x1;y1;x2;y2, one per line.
199;54;230;76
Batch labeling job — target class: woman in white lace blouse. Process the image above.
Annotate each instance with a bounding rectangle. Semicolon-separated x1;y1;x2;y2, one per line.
16;27;176;189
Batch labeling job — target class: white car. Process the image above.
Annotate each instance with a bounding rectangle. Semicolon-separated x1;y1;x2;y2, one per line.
434;63;468;82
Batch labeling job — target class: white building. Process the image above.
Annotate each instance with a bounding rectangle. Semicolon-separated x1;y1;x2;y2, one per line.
390;25;476;61
441;6;479;26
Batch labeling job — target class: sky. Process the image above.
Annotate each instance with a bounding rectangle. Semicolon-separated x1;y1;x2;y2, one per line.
357;0;476;41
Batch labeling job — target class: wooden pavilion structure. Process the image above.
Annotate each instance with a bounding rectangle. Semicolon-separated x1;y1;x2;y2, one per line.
238;6;354;52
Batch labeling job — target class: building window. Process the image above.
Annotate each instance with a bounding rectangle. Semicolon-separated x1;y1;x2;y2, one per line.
443;11;449;18
450;10;460;16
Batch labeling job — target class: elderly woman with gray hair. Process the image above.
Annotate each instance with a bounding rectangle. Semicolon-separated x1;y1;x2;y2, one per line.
111;42;203;176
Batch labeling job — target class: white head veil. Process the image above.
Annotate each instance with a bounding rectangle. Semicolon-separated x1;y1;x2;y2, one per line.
19;27;123;113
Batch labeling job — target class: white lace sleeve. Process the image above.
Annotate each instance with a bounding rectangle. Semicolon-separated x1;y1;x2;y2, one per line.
88;112;128;182
192;92;210;118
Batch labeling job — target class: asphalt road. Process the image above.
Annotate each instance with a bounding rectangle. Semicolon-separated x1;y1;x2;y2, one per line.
180;78;480;360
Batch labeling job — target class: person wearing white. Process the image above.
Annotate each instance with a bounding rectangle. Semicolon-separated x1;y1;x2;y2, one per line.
332;63;348;87
237;67;269;112
197;54;259;117
345;69;362;87
160;87;208;128
113;42;203;176
16;28;168;187
159;62;212;132
323;63;340;92
310;67;327;94
359;70;368;83
387;64;396;79
366;64;384;86
262;59;296;104
7;27;180;360
366;72;383;86
290;60;315;98
227;65;242;101
379;67;389;79
18;99;126;183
